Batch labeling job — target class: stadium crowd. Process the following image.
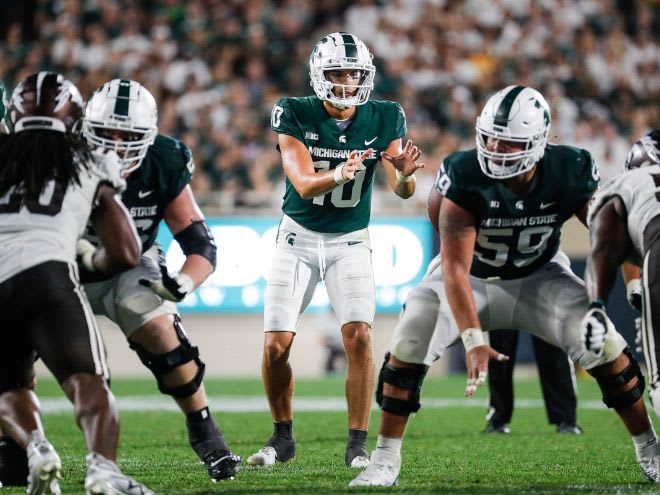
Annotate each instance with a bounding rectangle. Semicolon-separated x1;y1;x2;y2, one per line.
0;0;658;213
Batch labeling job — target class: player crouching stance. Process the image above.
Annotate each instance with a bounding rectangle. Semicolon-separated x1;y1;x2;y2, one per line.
79;80;240;481
350;86;660;487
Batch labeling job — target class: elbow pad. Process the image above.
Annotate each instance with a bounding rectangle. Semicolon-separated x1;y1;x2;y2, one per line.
174;221;217;269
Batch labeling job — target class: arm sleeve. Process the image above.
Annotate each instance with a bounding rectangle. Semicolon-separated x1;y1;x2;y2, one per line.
271;98;305;143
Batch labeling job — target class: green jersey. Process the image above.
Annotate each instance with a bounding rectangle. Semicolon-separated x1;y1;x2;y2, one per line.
85;134;193;253
436;144;598;279
271;96;406;233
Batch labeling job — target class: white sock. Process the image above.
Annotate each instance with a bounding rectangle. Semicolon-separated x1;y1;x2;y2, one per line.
633;422;658;460
376;435;402;456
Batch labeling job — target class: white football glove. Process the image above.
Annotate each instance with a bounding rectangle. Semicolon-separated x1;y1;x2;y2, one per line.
76;238;97;272
92;149;126;193
626;279;643;312
139;263;194;302
580;304;612;360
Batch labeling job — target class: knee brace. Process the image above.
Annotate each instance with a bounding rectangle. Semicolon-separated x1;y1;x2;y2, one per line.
130;315;206;398
376;352;429;416
590;348;645;409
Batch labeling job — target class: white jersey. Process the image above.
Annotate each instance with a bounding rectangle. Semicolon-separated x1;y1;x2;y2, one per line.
0;150;122;283
588;164;660;264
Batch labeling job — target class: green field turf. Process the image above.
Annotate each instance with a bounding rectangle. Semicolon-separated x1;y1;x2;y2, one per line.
4;375;659;494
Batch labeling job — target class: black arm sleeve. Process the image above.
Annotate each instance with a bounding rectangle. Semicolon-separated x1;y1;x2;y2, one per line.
174;221;217;269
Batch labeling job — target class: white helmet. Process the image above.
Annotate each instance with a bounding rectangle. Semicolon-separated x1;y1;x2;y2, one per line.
309;32;375;109
83;79;158;174
476;85;551;179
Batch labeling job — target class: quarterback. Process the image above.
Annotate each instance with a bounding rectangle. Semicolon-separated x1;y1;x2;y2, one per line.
351;86;660;486
247;32;424;468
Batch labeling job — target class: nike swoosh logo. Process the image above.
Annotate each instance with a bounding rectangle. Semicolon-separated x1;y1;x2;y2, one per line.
138;190;154;199
539;201;556;209
364;137;378;146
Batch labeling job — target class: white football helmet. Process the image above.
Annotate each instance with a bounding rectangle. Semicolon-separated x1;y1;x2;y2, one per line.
82;79;158;174
476;85;551;179
309;32;375;109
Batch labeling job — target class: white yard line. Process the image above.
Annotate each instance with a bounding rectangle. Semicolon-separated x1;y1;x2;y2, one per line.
38;396;608;414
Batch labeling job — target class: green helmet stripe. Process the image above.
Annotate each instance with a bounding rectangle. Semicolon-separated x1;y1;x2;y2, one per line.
494;85;525;127
113;79;131;116
340;32;357;59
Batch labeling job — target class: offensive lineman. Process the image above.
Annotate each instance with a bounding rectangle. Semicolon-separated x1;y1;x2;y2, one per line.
79;79;240;481
351;86;660;486
247;32;424;468
0;72;153;494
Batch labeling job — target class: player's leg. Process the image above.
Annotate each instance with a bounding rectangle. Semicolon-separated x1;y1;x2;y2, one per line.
325;239;375;467
518;254;660;481
101;246;239;481
486;330;518;433
350;263;454;487
531;336;581;433
249;223;319;466
641;241;660;416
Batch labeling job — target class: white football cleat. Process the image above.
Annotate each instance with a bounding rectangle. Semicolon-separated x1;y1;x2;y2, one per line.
247;447;277;466
639;455;660;482
348;449;400;487
85;453;157;495
27;431;62;495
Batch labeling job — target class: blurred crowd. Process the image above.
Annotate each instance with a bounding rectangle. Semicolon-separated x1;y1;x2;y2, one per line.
0;0;658;214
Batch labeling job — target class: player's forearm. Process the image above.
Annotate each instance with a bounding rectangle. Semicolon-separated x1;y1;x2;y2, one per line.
585;246;619;303
442;265;481;331
393;175;415;199
293;172;345;200
179;255;214;291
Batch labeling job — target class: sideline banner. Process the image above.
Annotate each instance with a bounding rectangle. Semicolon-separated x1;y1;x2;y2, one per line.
157;217;434;313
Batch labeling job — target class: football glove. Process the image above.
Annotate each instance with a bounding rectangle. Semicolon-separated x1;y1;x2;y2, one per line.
92;149;126;193
580;302;611;360
139;263;194;302
626;279;643;312
76;238;97;272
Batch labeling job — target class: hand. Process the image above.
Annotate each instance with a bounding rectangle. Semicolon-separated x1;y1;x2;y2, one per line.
580;306;612;360
464;345;509;396
627;279;642;312
341;149;373;182
93;149;127;193
76;238;97;272
381;139;425;178
139;263;194;302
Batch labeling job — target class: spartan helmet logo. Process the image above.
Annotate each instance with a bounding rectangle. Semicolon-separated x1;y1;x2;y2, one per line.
339;135;346;144
286;233;296;246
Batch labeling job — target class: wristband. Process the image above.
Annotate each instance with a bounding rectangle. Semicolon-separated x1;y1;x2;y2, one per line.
334;163;349;185
396;170;415;183
589;299;607;311
461;328;485;352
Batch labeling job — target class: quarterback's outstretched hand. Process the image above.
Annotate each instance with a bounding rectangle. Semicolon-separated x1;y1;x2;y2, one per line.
381;139;425;178
139;263;194;302
580;304;612;360
341;149;373;182
465;345;509;396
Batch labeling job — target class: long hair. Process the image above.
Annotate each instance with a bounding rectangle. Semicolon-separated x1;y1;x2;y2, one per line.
0;130;91;198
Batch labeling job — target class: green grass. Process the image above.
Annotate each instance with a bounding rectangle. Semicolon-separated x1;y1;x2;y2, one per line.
5;375;659;494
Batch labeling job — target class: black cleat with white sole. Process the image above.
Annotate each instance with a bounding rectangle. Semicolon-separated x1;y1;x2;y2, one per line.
204;450;241;481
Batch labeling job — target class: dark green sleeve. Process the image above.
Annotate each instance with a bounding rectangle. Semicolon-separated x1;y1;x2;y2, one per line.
271;98;305;143
572;149;600;209
166;141;194;203
393;102;406;140
434;155;472;212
